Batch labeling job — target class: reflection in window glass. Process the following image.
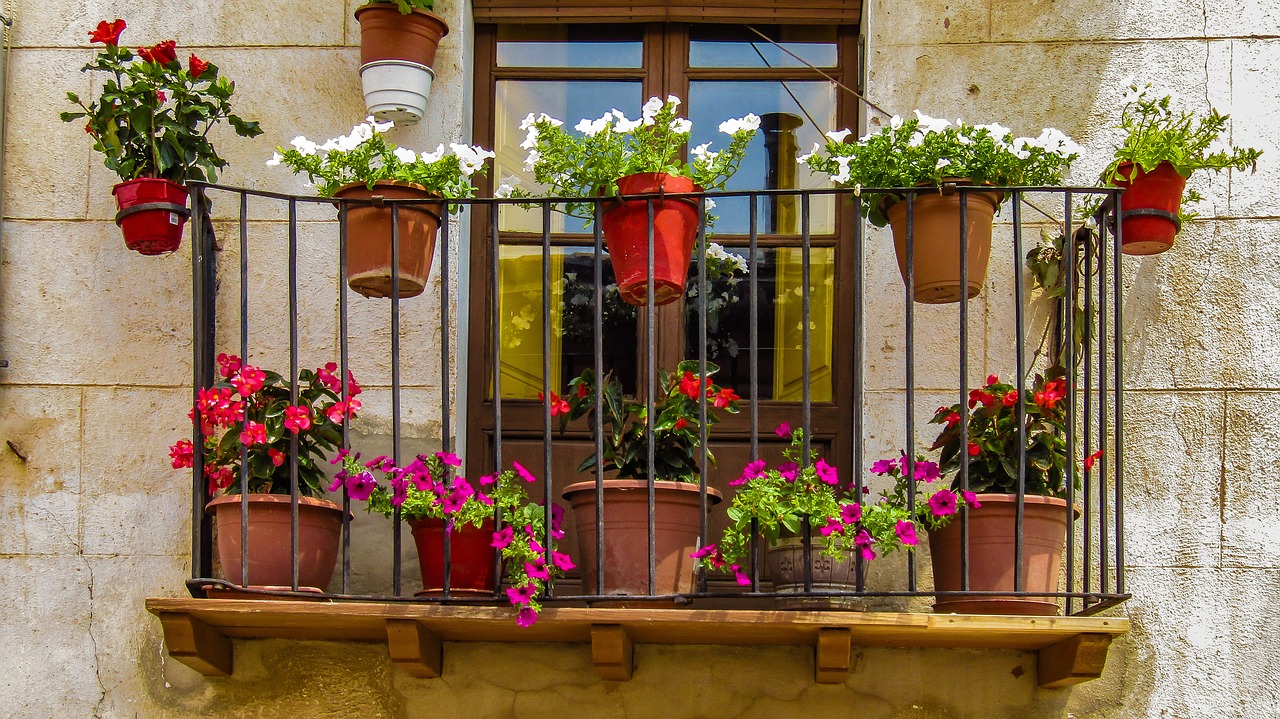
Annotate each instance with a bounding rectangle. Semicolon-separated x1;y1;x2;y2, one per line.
689;25;837;68
684;245;834;402
497;25;643;68
689;81;837;235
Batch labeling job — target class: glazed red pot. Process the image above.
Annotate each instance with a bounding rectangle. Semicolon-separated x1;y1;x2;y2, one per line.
333;181;441;299
408;517;497;596
354;4;449;68
601;173;701;306
112;178;189;255
1111;161;1188;255
927;493;1071;616
206;494;344;591
563;479;721;597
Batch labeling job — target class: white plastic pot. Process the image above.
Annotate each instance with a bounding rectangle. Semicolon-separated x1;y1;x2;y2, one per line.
360;60;435;125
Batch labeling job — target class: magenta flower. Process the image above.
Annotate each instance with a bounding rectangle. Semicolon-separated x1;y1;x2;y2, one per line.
962;490;982;509
819;518;843;537
815;458;838;485
552;551;575;571
513;461;537;483
283;405;311;434
327;473;344;493
690;544;726;569
840;503;862;525
854;529;876;561
728;564;752;587
239;421;267;447
346;472;377;502
388;474;409;507
774;422;791;439
506;583;537;606
330;448;351;465
436;451;462;467
525;558;551;581
439;487;468;513
366;455;391;470
492;526;514;549
316;362;341;391
778;462;798;482
730;458;767;486
516;606;539;627
478;473;497;486
929;489;958;517
913;460;940;483
895;520;919;547
475;491;494;506
869;458;895;475
231;366;266;397
216;353;242;378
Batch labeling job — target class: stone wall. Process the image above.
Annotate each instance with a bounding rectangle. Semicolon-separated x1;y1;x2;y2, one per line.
1;0;1277;716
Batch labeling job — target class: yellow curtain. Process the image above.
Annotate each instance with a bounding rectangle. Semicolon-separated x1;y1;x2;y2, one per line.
497;247;564;398
772;247;833;401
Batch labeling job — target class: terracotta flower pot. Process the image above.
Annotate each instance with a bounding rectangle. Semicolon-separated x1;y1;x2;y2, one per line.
333;181;441;299
408;517;498;596
885;187;1000;304
926;493;1071;616
601;173;702;306
206;494;344;591
1111;161;1188;256
766;537;867;610
112;178;190;255
562;479;721;597
355;4;449;68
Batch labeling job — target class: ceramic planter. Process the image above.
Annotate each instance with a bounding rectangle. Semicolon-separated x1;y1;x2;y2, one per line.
884;187;1001;304
562;479;721;597
766;537;867;610
354;4;449;125
112;178;190;255
408;517;497;596
601;173;702;306
926;493;1070;616
1111;161;1188;256
206;494;344;592
333;181;441;299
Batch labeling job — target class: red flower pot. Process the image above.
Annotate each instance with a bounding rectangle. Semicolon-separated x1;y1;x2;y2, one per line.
601;173;702;306
408;517;497;596
1111;161;1188;256
112;178;190;255
206;494;344;592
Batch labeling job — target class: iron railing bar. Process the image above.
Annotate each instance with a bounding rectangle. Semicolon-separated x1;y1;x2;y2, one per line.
1113;189;1126;594
1064;191;1076;615
239;192;250;588
646;197;656;597
1012;192;1026;597
442;204;454;599
958;189;970;594
852;194;865;593
593;199;606;596
338;201;352;594
1098;205;1111;599
288;198;300;592
1083;221;1095;605
748;192;761;591
697;196;710;595
801;192;813;594
904;193;917;594
189;185;208;582
540;201;553;599
490;202;504;599
390;203;403;597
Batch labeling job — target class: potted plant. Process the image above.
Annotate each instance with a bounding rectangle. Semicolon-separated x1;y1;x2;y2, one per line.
61;19;262;255
518;96;759;306
1103;82;1262;256
335;451;571;625
802;113;1079;303
552;360;740;597
354;0;448;124
269;117;493;299
168;355;361;593
925;370;1098;615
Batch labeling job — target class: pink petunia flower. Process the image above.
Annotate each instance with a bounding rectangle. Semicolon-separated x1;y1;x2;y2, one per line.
512;461;537;483
525;558;551;581
895;520;919;547
870;458;895;475
506;583;537;606
728;563;752;586
730;459;767;486
840;503;862;525
552;551;576;571
346;472;377;502
774;422;791;439
929;489;958;517
436;451;462;467
815;458;838;485
491;526;514;549
962;490;982;509
778;462;798;482
516;606;539;627
819;518;843;537
854;529;876;561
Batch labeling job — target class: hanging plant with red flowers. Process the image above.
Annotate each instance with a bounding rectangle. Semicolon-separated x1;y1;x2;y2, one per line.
168;355;362;497
61;19;262;184
550;359;740;482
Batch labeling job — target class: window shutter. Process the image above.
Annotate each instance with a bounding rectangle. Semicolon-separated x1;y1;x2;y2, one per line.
471;0;861;24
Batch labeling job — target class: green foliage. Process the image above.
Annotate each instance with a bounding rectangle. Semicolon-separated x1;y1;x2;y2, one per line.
557;360;740;483
802;112;1080;226
61;30;262;184
269;119;493;204
365;0;434;12
514;96;760;219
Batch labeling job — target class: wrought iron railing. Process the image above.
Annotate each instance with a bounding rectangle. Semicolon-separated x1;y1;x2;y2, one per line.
184;182;1130;616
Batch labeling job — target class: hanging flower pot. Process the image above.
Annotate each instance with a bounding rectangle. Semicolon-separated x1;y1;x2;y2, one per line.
601;173;702;307
112;178;190;255
206;494;345;592
354;3;449;125
408;517;498;596
333;180;441;299
1111;161;1187;256
884;185;1001;304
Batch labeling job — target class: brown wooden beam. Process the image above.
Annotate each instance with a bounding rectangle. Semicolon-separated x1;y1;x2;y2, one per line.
591;624;634;681
386;619;443;679
815;627;852;684
158;612;232;677
1037;633;1114;688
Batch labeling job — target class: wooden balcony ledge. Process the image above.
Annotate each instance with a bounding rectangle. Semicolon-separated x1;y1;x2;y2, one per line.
145;598;1127;688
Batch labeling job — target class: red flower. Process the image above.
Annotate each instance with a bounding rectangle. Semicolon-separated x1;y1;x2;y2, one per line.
967;441;981;457
89;19;126;46
317;362;340;391
1002;389;1018;407
231;365;265;397
326;398;361;423
713;387;739;409
673;418;689;431
156;90;167;103
268;448;286;467
968;388;994;409
945;411;961;428
169;439;194;469
189;53;209;79
284;405;311;434
1034;378;1067;410
1084;449;1104;472
576;382;589;399
216;353;242;378
206;465;234;495
538;391;570;416
240;421;267;447
146;39;178;65
986;374;999;387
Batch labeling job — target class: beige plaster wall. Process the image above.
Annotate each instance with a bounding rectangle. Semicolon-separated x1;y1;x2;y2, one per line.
1;0;1277;717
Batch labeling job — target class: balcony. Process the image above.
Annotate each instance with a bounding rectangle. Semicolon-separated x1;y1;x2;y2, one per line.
149;182;1130;687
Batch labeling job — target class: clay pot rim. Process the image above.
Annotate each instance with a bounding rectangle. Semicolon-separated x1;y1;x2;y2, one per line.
353;3;450;33
406;516;497;530
609;172;704;207
331;180;443;218
943;492;1082;519
206;493;344;513
562;478;724;503
879;180;1004;217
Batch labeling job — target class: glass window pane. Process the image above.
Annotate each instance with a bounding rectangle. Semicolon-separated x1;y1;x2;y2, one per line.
689;26;837;68
497;245;638;399
495;80;641;233
688;80;837;235
684;245;834;402
497;25;643;67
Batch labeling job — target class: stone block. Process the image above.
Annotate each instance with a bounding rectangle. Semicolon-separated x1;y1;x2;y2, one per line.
0;387;83;555
1225;39;1280;219
871;0;991;46
1222;391;1280;568
990;0;1207;43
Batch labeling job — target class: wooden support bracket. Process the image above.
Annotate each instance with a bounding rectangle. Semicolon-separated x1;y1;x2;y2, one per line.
815;627;853;684
591;624;634;681
158;612;232;677
385;619;443;678
1037;633;1114;688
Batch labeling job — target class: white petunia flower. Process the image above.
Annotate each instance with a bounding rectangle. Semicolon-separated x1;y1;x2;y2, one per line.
641;96;664;125
670;117;693;134
704;198;717;211
889;114;904;130
718;113;761;135
830;156;853;184
666;95;682;108
523;148;541;172
393;146;418;164
615;116;642;133
290;136;318;156
575;116;610;136
797;142;821;164
420;144;446;164
451;143;495;176
825;128;853;143
936;158;951;171
266;152;283;167
974;123;1011;140
494;183;516;199
913;110;952;134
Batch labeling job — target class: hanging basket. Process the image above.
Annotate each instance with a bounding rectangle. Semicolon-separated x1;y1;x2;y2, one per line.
1111;161;1187;256
354;4;449;125
112;178;190;255
600;173;702;307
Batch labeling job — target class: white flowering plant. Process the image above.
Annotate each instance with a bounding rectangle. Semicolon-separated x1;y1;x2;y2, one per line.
513;95;760;218
801;111;1081;226
269;118;494;202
